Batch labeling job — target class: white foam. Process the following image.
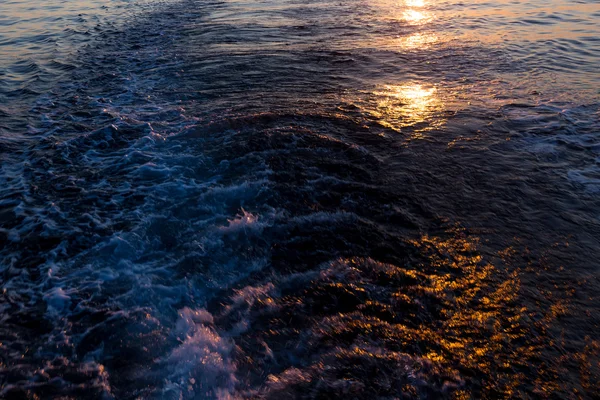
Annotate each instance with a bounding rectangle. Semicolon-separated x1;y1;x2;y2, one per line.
220;209;265;234
43;287;71;314
162;307;238;400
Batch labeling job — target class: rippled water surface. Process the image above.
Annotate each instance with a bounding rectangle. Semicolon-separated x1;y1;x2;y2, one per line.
1;0;599;398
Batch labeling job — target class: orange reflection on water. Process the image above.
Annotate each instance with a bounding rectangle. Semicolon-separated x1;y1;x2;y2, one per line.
405;0;425;7
358;0;438;50
402;9;432;25
367;0;434;25
397;32;439;50
373;83;443;135
402;0;433;25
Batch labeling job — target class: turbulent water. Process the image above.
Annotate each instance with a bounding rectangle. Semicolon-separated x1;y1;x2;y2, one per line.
1;0;599;398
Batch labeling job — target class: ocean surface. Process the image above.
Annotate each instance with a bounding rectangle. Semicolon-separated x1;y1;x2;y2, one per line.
1;0;599;398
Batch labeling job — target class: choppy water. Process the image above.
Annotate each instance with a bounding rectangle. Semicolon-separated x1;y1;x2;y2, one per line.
1;0;599;398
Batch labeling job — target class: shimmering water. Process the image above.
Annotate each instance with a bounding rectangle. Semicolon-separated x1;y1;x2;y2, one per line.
1;0;599;398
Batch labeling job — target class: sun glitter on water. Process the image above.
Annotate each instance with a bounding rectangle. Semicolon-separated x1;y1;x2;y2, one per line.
402;9;433;24
402;0;433;25
372;83;445;135
397;32;439;50
405;0;425;7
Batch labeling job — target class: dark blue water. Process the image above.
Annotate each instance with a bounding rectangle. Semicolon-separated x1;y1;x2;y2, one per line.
1;0;600;398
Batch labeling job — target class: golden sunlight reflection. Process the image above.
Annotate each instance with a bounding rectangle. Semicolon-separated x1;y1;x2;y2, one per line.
402;9;432;25
368;0;434;26
372;83;444;135
239;226;565;397
405;0;425;7
402;0;433;25
397;32;439;49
